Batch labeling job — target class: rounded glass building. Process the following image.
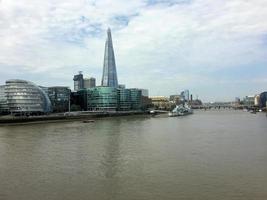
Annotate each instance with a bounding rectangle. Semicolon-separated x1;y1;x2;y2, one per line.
5;79;52;114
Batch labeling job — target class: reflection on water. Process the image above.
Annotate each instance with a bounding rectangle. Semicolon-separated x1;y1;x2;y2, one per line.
0;111;267;200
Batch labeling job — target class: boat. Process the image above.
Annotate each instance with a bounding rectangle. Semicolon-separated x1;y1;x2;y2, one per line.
250;110;257;114
82;120;95;123
168;103;193;117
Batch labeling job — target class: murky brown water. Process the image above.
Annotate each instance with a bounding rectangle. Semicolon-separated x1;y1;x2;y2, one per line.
0;110;267;200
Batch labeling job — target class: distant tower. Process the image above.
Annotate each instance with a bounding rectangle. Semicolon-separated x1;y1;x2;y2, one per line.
84;77;96;88
101;28;118;87
73;71;84;91
180;90;190;102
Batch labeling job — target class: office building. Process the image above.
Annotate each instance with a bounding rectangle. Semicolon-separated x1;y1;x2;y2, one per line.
170;95;181;104
76;89;89;111
118;88;131;111
48;86;70;113
129;88;142;110
140;89;149;97
243;95;255;107
73;71;84;91
101;28;118;87
150;96;170;110
87;87;118;111
73;87;144;111
84;77;96;88
259;92;267;108
180;90;190;102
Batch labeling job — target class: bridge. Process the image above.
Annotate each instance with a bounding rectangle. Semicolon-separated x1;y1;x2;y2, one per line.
193;103;257;110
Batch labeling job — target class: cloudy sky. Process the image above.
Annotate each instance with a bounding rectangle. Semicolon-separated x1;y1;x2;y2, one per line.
0;0;267;101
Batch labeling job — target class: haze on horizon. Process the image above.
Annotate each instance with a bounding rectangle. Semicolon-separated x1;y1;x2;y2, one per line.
0;0;267;102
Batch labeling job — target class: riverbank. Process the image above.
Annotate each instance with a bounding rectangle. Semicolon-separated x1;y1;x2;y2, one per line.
0;111;149;125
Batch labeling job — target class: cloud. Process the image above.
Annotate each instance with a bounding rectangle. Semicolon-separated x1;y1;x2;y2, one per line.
0;0;267;101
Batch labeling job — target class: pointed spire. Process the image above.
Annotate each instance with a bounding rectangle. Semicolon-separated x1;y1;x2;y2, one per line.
101;28;118;87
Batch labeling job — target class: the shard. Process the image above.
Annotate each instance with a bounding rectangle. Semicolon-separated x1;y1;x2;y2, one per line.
101;28;118;87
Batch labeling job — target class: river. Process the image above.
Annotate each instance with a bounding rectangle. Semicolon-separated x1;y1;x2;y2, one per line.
0;110;267;200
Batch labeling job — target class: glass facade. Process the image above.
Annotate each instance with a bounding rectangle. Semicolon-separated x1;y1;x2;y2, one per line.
129;88;142;110
48;87;70;113
87;87;118;111
0;85;9;113
118;88;131;111
259;92;267;108
77;89;88;111
73;87;143;111
101;28;118;87
5;79;52;114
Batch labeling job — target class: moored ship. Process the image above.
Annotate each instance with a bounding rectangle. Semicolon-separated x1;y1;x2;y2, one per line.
168;103;193;117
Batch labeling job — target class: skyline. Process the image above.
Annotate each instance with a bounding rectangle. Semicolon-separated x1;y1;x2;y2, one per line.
0;0;267;102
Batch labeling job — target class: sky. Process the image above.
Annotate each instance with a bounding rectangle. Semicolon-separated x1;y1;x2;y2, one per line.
0;0;267;102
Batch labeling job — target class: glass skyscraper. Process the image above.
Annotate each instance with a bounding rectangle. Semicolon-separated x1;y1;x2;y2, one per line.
101;28;118;87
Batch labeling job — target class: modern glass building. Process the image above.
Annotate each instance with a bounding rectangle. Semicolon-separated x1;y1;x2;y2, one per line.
0;85;9;114
73;87;144;111
76;89;88;111
259;92;267;108
118;88;131;111
5;79;52;114
87;87;118;111
129;88;142;110
48;86;70;113
101;28;118;87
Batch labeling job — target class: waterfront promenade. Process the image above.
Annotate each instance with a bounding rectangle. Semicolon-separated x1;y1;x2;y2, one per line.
0;111;148;124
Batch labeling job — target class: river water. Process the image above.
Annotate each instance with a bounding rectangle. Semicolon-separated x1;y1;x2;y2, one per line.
0;110;267;200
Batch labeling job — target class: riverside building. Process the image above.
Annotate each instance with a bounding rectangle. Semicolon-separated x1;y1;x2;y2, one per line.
87;87;118;111
118;87;131;111
48;86;70;113
72;87;143;112
129;88;142;110
4;79;52;115
243;95;255;107
259;92;267;108
0;85;9;114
